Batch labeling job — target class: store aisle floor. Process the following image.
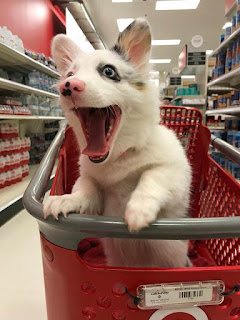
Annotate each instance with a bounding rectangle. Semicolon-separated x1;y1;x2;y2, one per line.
0;209;47;320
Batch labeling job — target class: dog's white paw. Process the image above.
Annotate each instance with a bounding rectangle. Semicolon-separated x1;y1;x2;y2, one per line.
43;191;102;220
125;200;157;232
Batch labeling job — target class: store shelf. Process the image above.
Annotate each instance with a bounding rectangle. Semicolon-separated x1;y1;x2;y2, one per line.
172;95;205;102
207;67;240;89
181;102;205;106
210;27;240;57
0;115;64;120
207;126;226;130
207;86;233;94
0;77;59;98
206;106;240;116
225;1;237;18
0;42;59;78
0;163;57;212
163;96;173;99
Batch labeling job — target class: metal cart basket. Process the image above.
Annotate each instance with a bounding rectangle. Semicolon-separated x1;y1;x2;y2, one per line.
23;106;240;320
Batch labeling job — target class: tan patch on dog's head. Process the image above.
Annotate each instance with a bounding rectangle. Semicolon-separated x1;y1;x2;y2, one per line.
129;81;146;90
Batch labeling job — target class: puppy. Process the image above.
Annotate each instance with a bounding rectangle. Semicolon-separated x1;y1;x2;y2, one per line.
44;18;192;268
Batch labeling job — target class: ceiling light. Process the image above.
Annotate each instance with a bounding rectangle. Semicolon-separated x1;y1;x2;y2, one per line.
152;39;181;45
164;71;166;74
150;71;159;75
117;18;134;32
222;22;232;29
206;50;213;55
112;0;132;2
149;59;171;63
181;75;195;79
156;0;200;10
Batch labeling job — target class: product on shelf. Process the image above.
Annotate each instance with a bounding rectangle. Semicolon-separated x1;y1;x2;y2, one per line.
0;25;57;71
28;69;40;88
0;137;31;156
236;38;240;68
209;119;240;147
27;70;58;93
225;43;233;73
232;41;237;70
232;15;237;33
227;131;240;147
0;26;24;53
211;152;240;183
211;29;240;81
29;133;54;164
0;151;29;173
238;10;240;29
0;64;58;94
226;26;232;39
207;119;225;130
207;90;240;110
0;93;62;117
0;122;18;139
25;50;57;71
0;122;30;189
175;84;199;97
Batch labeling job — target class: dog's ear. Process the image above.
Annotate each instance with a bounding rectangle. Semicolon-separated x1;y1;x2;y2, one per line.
51;34;81;75
113;18;151;71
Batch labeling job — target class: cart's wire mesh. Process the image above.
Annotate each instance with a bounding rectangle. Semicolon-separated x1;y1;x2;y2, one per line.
199;157;240;266
161;106;240;267
160;106;201;161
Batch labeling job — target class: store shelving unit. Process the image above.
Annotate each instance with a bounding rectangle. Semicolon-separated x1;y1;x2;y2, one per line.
225;0;237;18
0;42;59;78
210;27;240;58
207;86;233;94
0;41;63;221
172;95;206;106
207;126;225;130
207;67;240;89
0;77;59;98
172;95;205;102
206;106;240;116
0;163;57;226
0;164;40;211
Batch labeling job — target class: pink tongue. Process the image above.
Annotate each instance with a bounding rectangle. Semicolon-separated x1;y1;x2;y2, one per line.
82;110;108;157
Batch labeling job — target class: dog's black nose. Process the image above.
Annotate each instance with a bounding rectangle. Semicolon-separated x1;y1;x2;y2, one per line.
65;81;70;88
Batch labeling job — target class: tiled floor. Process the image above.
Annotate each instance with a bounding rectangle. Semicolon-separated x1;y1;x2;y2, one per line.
0;209;47;320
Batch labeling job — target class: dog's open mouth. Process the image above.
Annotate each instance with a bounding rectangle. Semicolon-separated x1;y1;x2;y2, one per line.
74;105;121;163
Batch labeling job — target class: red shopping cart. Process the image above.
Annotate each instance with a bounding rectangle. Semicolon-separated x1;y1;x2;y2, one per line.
23;106;240;320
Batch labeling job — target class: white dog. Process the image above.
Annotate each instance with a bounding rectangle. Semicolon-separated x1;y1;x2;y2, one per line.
44;18;191;268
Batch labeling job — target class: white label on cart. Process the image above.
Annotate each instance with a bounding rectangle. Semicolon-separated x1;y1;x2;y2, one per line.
145;284;213;307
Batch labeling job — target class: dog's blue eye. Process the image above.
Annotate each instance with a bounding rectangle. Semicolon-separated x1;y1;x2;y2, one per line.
102;67;116;78
98;64;121;82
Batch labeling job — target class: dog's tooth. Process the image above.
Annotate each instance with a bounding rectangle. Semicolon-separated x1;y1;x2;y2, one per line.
107;133;110;137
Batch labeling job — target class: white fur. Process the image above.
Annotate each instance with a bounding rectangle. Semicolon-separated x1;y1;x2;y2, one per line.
44;19;192;268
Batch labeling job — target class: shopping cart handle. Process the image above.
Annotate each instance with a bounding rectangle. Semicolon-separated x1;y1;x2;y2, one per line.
211;134;240;166
23;121;240;242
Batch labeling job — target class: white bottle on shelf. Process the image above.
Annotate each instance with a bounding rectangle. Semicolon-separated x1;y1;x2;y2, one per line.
28;70;40;89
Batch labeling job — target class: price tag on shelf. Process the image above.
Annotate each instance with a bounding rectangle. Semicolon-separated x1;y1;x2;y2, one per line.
136;280;224;310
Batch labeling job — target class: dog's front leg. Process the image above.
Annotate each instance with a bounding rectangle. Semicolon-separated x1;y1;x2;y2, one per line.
43;176;103;219
125;166;175;232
